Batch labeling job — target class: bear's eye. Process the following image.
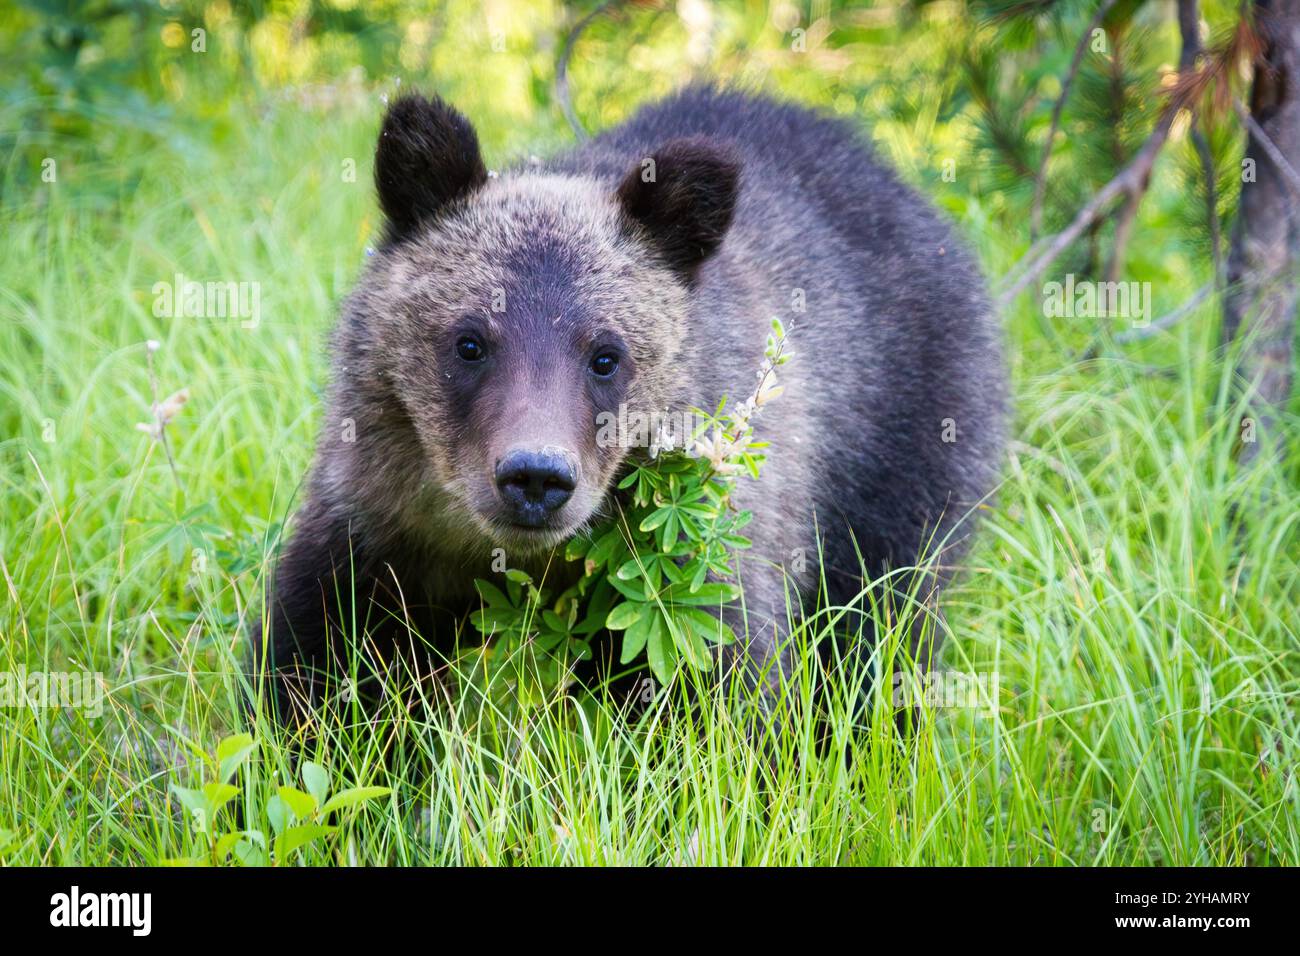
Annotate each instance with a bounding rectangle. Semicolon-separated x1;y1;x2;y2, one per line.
590;351;619;378
456;336;486;362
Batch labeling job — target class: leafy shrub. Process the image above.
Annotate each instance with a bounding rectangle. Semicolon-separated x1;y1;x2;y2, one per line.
471;319;792;687
167;734;390;866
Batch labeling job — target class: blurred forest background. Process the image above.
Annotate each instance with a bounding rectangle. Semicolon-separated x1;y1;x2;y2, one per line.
1;1;1297;865
3;0;1293;430
0;0;1252;256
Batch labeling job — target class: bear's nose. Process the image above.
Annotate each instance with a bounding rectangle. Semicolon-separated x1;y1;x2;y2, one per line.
495;448;576;525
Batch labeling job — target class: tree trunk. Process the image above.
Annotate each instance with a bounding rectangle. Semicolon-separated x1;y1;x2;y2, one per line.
1224;0;1300;466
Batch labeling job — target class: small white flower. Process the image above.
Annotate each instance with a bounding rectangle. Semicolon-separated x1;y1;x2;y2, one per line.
755;372;783;407
692;425;741;475
137;388;189;440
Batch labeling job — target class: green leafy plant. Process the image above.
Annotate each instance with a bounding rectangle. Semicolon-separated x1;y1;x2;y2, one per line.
471;319;792;686
167;734;390;866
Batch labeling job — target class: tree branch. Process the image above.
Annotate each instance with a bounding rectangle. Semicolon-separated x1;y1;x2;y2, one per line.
996;121;1174;308
997;0;1204;309
1077;282;1215;361
1233;96;1300;198
556;0;620;141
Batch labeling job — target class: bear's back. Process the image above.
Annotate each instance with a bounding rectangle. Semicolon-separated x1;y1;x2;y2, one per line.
552;87;1006;591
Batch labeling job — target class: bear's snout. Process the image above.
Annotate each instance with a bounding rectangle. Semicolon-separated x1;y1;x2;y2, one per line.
494;448;577;527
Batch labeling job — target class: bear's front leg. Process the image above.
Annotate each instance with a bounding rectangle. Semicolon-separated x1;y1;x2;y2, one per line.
248;501;359;724
248;500;437;727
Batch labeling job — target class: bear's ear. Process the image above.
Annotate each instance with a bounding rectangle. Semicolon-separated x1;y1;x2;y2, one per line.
374;93;487;241
615;137;740;280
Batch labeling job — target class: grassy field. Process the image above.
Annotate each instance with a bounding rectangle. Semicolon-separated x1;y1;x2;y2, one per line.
1;71;1298;865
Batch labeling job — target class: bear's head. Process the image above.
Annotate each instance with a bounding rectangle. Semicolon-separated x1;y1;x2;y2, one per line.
352;93;740;554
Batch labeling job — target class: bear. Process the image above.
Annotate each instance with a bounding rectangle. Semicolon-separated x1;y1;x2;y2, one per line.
249;85;1006;728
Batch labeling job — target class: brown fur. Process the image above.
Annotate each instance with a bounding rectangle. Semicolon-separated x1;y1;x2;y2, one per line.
250;87;1006;723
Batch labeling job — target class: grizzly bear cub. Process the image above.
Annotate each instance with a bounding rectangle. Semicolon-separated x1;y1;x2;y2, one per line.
251;86;1005;725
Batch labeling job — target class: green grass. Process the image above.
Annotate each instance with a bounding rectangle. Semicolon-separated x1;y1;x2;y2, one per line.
1;85;1297;867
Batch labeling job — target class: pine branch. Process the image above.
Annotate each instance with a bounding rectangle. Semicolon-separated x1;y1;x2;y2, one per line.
1191;126;1225;286
1030;0;1119;240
